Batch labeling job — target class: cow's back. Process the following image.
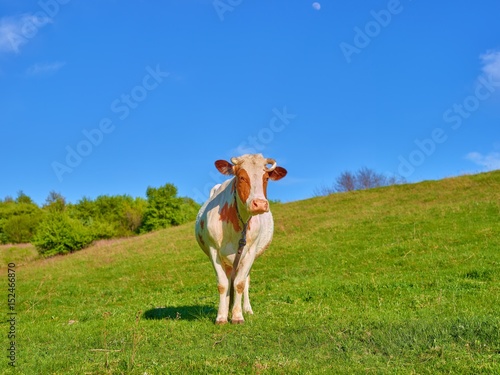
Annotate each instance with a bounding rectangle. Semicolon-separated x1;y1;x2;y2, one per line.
195;180;232;256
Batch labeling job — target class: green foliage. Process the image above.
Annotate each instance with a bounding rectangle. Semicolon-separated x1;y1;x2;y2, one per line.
16;190;35;204
1;182;198;253
0;197;43;244
69;195;147;238
122;198;147;233
31;212;94;257
43;191;66;213
140;183;200;232
2;214;43;243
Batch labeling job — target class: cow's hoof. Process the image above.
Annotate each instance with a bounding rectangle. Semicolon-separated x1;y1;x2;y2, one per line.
231;319;244;325
244;307;254;315
215;319;228;325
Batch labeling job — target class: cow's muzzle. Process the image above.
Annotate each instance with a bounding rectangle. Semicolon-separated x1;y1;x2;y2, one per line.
249;199;269;214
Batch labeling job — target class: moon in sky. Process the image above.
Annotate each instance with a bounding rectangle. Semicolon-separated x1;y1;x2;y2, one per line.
312;2;321;10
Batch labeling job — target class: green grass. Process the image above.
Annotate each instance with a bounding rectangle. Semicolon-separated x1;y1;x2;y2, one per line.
0;244;38;267
1;171;500;374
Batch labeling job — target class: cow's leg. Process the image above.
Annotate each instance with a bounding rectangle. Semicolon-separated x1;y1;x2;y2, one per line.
243;275;253;315
231;253;256;324
209;248;230;324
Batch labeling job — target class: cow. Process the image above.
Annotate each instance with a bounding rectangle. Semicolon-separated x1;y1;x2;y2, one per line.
195;154;287;324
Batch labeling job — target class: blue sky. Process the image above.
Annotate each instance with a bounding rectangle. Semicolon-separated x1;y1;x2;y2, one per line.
1;0;499;205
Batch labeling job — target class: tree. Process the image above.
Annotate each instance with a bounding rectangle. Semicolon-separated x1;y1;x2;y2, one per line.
140;183;200;232
44;191;66;212
141;183;181;232
16;191;34;204
314;167;406;196
335;171;357;192
353;167;386;191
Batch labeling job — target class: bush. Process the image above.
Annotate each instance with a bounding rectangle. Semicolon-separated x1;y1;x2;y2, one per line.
69;195;147;238
2;214;43;244
178;197;201;224
140;183;200;232
121;199;146;233
0;198;43;244
82;217;116;240
2;182;199;254
32;213;94;257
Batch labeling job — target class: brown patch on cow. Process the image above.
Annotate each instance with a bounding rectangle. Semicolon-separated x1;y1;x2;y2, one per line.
197;233;206;247
224;264;232;276
200;220;205;230
236;280;245;294
236;168;251;203
219;202;241;232
217;284;226;294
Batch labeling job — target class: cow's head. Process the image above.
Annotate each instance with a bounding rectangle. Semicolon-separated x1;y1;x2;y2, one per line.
215;154;287;215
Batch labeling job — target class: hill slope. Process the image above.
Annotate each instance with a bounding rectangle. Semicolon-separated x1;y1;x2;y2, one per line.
2;171;500;374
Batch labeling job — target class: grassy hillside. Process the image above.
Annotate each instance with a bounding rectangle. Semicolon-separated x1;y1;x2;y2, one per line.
2;171;500;374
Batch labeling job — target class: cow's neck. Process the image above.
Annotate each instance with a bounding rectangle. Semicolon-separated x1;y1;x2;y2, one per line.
233;191;252;227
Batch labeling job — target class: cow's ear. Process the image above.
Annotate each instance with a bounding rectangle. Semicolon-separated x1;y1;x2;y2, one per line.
269;166;287;181
215;160;235;175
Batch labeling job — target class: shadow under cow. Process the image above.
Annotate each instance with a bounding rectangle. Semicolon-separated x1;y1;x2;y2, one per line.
143;305;216;321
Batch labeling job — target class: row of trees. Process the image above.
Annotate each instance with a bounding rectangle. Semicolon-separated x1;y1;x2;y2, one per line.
0;184;200;257
314;167;406;196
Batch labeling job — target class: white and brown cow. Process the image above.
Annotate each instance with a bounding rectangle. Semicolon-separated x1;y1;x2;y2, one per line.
195;154;287;324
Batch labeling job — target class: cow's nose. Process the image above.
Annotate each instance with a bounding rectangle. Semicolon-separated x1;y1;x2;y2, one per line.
250;199;269;214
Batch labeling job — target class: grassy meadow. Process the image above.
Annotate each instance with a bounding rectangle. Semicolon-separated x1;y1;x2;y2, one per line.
1;171;500;374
